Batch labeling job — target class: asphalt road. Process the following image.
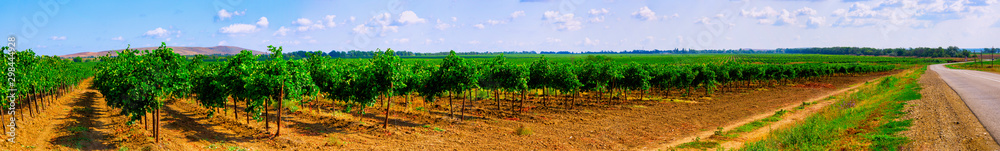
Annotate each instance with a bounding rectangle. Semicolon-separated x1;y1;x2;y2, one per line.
929;63;1000;144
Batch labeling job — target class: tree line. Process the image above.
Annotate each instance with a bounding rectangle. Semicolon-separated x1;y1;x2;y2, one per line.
781;46;992;58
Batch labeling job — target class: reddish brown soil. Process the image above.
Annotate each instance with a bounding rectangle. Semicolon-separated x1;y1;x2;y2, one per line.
0;72;896;150
259;72;895;150
792;82;835;89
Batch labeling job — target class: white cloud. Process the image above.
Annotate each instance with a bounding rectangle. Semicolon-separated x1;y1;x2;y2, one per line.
274;26;291;36
545;37;562;43
111;36;123;41
294;18;313;25
778;9;796;25
324;15;337;27
352;24;371;34
452;17;458;22
795;7;817;16
741;7;780;18
632;6;658;21
583;37;599;46
50;36;66;40
827;0;977;27
257;17;269;27
486;19;506;25
143;27;173;37
808;16;826;27
422;38;446;45
758;19;775;24
392;38;410;44
353;13;399;36
350;16;356;22
468;40;481;44
588;8;610;23
397;11;427;25
374;13;393;25
473;24;485;29
589;8;609;16
644;36;656;44
589;16;605;23
542;11;582;31
293;18;326;32
435;19;454;30
739;6;823;26
511;11;526;19
217;9;245;21
218;40;227;46
696;17;712;24
219;24;259;34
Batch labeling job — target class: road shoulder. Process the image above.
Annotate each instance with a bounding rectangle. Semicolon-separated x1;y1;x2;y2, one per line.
902;67;999;150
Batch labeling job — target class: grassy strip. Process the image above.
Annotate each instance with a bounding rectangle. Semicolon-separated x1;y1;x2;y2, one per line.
677;137;721;149
674;102;810;150
740;67;924;150
722;109;791;137
711;102;812;140
946;60;1000;74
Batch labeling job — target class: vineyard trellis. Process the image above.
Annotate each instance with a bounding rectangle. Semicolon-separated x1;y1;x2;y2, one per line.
84;43;901;144
0;46;92;136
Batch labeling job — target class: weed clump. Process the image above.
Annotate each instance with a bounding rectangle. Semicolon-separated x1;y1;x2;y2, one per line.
326;135;348;147
677;137;720;149
515;125;533;135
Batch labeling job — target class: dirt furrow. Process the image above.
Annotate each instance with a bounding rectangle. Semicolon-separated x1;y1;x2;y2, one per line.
0;78;119;150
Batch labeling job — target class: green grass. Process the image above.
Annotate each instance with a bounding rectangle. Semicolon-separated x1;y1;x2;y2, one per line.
714;127;738;139
226;146;248;151
68;126;89;133
422;125;446;132
515;125;533;136
204;142;223;149
946;60;1000;74
795;101;814;110
327;136;348;146
721;109;789;137
677;137;720;149
740;67;924;150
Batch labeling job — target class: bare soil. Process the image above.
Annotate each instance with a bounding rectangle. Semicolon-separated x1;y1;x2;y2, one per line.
900;68;999;150
0;72;897;150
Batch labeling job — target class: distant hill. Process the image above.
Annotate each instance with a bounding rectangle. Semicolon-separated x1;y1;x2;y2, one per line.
60;46;268;58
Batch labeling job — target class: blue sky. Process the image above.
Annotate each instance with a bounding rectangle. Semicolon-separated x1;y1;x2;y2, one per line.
3;0;1000;55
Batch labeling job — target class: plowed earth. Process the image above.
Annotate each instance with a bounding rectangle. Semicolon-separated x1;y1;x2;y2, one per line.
0;72;897;150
